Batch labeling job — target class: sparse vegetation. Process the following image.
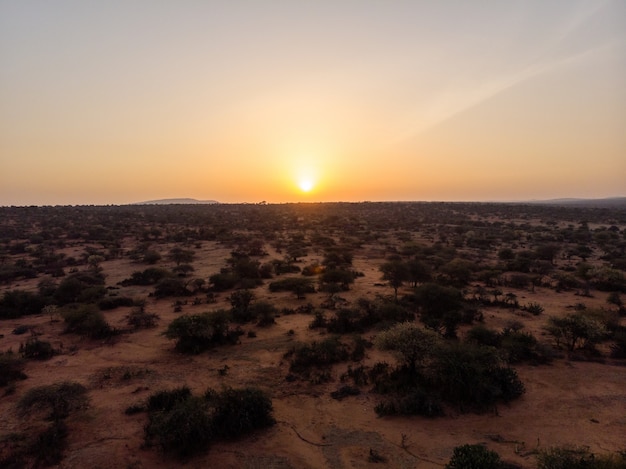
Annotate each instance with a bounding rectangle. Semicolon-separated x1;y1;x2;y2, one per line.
0;202;625;467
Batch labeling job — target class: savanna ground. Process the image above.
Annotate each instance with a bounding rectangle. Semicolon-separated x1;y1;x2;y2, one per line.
1;202;625;468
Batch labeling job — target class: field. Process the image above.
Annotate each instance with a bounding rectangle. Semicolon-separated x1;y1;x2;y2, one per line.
1;202;625;468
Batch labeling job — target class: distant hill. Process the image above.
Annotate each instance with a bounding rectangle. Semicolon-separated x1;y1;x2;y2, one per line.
524;197;626;208
133;198;219;205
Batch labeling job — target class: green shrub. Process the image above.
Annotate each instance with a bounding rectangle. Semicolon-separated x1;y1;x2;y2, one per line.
145;396;213;458
18;381;89;421
0;351;27;387
205;387;275;439
446;444;502;469
20;338;55;360
143;386;275;459
126;308;160;330
375;389;443;418
27;421;68;466
535;446;626;469
62;305;116;339
164;310;236;353
147;386;192;412
287;336;349;374
0;289;46;319
98;296;135;310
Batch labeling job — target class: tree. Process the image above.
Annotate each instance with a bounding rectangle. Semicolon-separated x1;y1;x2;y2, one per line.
406;258;430;287
169;247;194;266
376;322;438;373
545;313;607;351
414;283;464;337
380;261;409;300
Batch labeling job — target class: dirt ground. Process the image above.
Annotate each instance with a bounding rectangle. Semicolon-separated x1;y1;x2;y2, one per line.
1;239;625;469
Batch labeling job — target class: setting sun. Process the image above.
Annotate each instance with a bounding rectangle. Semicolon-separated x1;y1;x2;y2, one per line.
299;179;314;192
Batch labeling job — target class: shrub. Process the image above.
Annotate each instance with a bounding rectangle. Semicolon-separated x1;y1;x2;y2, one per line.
287;337;349;374
446;444;502;469
375;389;443;418
62;305;116;339
147;386;192;412
145;396;213;458
535;445;626;469
432;343;525;412
206;387;275;439
0;351;27;387
524;302;545;315
126;308;160;330
154;277;190;298
18;381;89;421
20;338;55;360
0;290;46;319
27;421;68;466
164;310;235;353
268;277;315;296
143;386;274;459
98;296;135;310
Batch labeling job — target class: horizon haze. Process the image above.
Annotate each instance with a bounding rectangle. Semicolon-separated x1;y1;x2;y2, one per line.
1;1;625;206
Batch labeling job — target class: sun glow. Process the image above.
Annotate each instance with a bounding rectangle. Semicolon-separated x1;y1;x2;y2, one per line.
299;179;314;192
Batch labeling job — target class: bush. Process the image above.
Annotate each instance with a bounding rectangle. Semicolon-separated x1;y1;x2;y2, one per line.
20;338;55;360
126;308;160;330
98;296;135;310
62;305;116;339
432;343;525;412
143;386;275;459
446;444;502;469
375;389;443;418
147;386;192;412
0;289;46;319
18;381;89;421
287;337;349;374
536;445;626;469
145;396;213;458
164;310;236;353
27;421;68;466
268;277;316;296
0;351;27;387
206;387;275;439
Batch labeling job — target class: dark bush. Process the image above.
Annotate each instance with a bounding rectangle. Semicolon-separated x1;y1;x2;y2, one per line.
287;337;349;374
0;289;46;319
62;305;116;339
126;308;160;330
445;444;502;469
20;338;55;360
145;396;213;458
0;351;27;387
27;421;68;466
206;387;275;439
144;386;274;459
98;296;135;310
154;277;191;298
147;386;192;412
164;310;235;353
18;381;89;421
268;277;315;295
375;389;443;418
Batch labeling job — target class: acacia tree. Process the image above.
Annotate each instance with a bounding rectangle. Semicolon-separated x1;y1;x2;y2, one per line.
380;261;409;300
376;322;438;373
545;313;607;351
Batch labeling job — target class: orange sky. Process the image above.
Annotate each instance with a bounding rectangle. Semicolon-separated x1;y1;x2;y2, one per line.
1;1;625;205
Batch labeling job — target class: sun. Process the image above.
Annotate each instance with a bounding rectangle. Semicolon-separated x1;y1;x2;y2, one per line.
299;179;314;192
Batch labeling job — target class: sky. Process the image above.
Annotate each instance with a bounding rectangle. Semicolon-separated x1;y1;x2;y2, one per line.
1;0;625;205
